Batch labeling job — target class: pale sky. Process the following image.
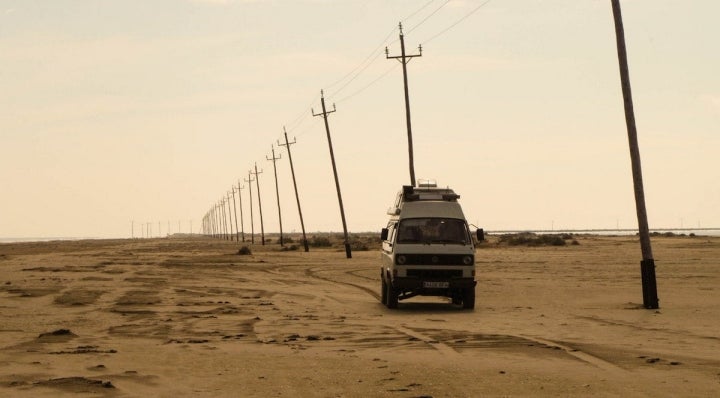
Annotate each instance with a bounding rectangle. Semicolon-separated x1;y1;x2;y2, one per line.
1;0;718;239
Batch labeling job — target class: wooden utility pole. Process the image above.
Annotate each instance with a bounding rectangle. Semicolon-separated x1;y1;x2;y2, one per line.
386;22;422;187
251;163;266;245
611;0;658;309
279;128;309;252
231;185;241;242
245;172;256;244
237;180;246;242
226;191;234;241
313;90;352;259
267;146;284;246
220;198;229;240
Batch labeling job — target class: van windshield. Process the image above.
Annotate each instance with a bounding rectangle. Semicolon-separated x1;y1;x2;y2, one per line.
396;218;469;245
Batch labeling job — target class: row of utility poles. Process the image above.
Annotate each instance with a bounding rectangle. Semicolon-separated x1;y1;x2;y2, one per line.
201;130;312;254
130;220;193;239
199;23;420;260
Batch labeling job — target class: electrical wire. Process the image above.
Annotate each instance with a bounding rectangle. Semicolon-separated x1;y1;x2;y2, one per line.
421;0;494;45
334;63;401;105
285;92;321;134
323;26;397;95
406;0;452;35
401;0;439;24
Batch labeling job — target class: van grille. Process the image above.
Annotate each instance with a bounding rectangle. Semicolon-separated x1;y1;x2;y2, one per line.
396;254;472;265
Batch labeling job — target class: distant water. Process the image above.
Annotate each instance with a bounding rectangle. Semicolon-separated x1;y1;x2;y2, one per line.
0;237;100;244
487;228;720;237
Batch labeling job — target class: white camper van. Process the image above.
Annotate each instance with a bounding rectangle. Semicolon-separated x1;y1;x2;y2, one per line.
380;182;483;309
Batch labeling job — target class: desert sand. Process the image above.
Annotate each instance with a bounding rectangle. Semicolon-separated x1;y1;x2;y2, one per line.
1;234;719;397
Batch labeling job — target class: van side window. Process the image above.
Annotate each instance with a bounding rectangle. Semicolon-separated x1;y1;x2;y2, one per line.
387;223;397;243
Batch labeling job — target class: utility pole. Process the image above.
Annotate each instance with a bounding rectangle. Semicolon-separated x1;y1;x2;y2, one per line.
212;206;218;238
267;146;284;246
231;185;241;242
386;22;422;187
131;220;134;239
313;90;352;259
226;191;235;241
611;0;658;309
251;162;266;245
158;221;161;237
210;207;215;238
221;198;229;240
237;180;246;242
279;127;309;252
245;172;255;244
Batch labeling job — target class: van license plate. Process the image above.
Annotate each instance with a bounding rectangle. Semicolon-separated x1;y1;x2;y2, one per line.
423;281;449;288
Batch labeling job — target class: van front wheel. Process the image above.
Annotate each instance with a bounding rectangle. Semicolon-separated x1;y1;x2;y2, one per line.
462;287;475;310
386;281;398;309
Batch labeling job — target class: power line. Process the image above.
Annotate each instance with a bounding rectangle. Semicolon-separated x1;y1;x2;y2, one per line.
406;0;452;35
401;0;439;24
335;62;400;104
324;26;398;95
421;0;494;45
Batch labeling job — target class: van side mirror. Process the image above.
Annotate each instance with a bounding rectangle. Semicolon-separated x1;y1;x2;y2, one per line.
380;228;389;241
476;228;485;241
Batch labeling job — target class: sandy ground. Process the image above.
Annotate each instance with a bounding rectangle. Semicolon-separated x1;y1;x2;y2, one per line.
1;234;719;397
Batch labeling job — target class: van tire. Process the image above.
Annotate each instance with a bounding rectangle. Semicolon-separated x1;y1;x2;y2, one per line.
386;282;398;309
462;287;475;310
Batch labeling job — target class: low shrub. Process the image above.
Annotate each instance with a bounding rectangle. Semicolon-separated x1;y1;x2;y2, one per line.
498;233;567;247
310;235;332;247
237;246;252;255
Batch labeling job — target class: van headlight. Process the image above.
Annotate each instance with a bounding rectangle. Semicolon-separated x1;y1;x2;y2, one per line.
462;255;473;265
396;255;407;265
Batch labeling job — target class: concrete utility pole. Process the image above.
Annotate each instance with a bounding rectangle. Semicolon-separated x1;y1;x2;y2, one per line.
251;162;266;245
237;180;246;242
231;185;241;242
225;191;234;240
245;172;255;244
279;128;309;252
611;0;658;309
386;22;422;187
267;146;284;246
313;90;352;259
